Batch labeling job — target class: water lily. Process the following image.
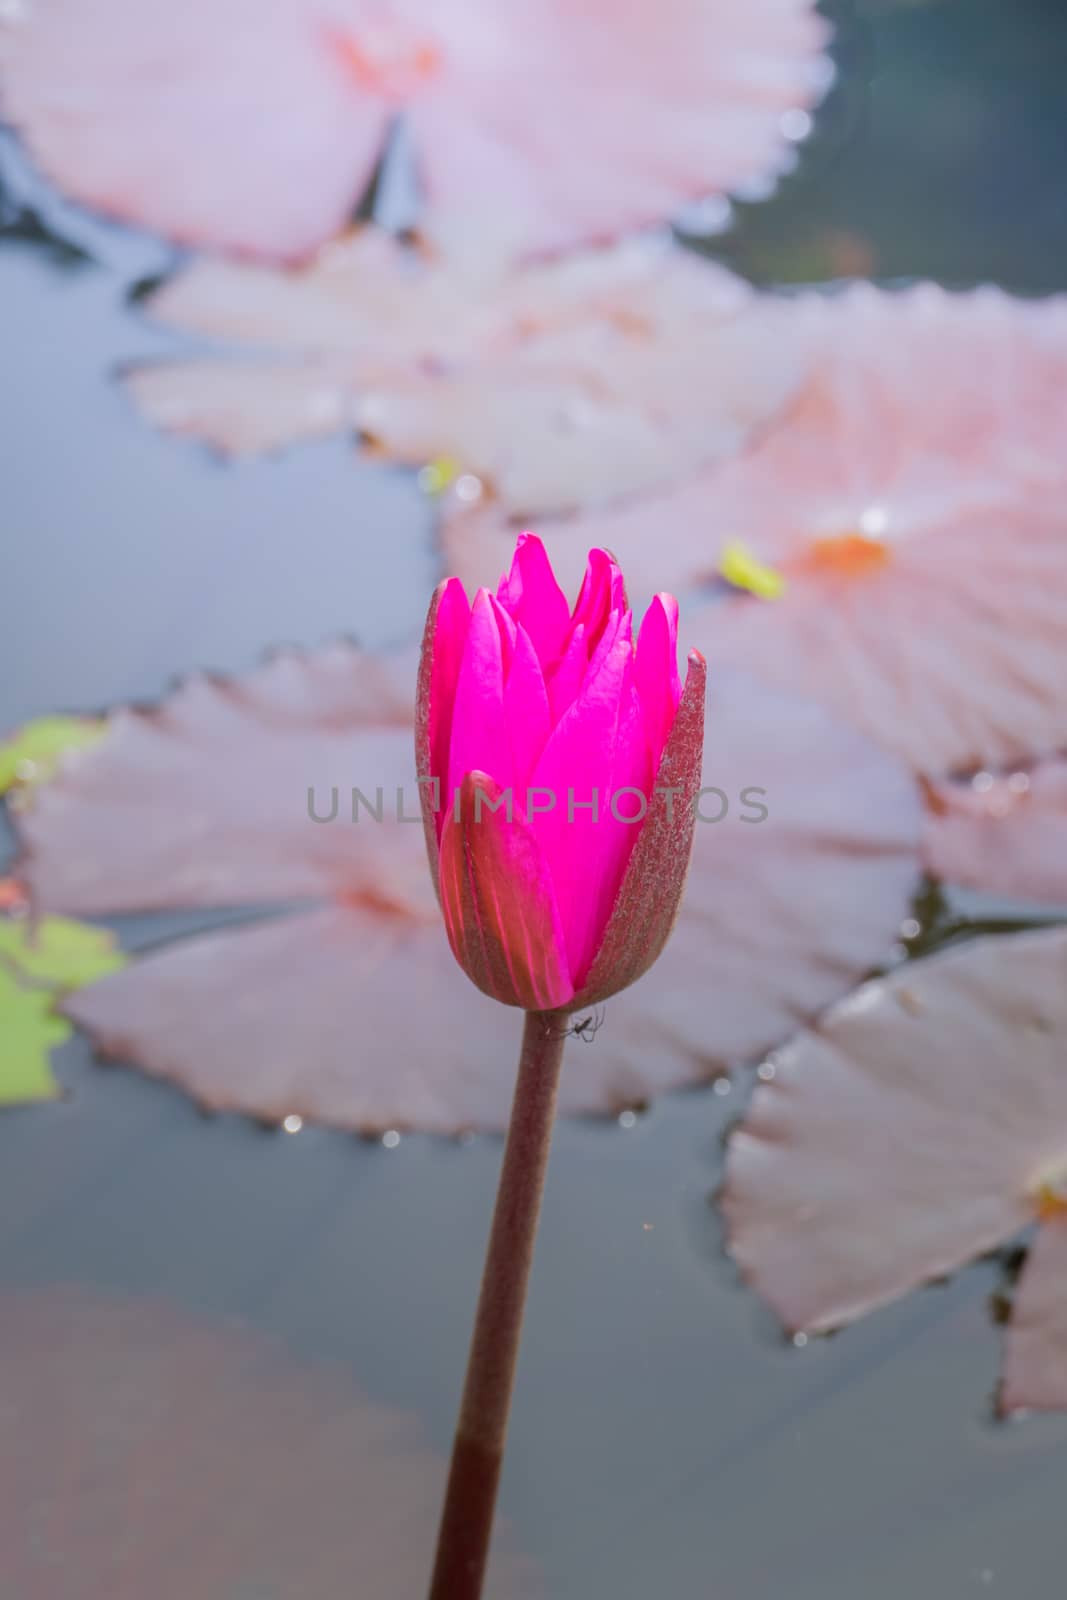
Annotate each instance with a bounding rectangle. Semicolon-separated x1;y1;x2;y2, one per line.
417;534;705;1599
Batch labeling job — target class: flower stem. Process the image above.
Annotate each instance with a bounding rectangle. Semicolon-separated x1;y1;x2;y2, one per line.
428;1009;566;1600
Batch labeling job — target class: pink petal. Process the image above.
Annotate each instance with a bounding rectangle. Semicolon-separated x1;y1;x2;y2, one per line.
721;927;1067;1340
503;620;552;796
494;532;571;668
923;760;1067;904
446;588;512;804
439;771;574;1010
0;1287;535;1595
529;623;653;982
418;577;471;847
570;548;628;649
546;622;588;724
578;649;705;1005
634;593;682;767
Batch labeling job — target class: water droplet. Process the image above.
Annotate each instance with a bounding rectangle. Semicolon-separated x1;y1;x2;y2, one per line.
282;1114;303;1134
810;57;838;95
618;1109;638;1129
642;1222;654;1233
732;172;778;204
780;108;813;143
792;1331;809;1348
673;195;733;236
971;770;995;793
13;758;37;782
757;1061;776;1082
857;503;889;537
382;1129;401;1149
1007;772;1031;794
900;918;921;940
454;473;483;504
712;1076;732;1096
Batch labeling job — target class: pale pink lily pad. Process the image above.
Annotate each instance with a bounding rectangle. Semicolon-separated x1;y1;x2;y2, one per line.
452;283;1067;771
2;1286;535;1597
15;646;920;1133
923;760;1067;904
0;0;831;261
684;284;1067;775
127;232;802;516
721;926;1067;1412
1000;1220;1067;1413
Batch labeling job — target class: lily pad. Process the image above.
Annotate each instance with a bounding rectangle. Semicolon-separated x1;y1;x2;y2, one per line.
923;760;1067;905
683;284;1067;775
460;284;1067;770
126;232;802;517
1;0;832;261
16;645;920;1133
2;1286;536;1596
0;907;126;1106
0;914;126;989
720;926;1067;1412
0;966;69;1105
0;714;106;794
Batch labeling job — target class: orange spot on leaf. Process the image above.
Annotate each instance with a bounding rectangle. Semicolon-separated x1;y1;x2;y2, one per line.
328;26;442;101
798;532;891;578
1035;1180;1067;1222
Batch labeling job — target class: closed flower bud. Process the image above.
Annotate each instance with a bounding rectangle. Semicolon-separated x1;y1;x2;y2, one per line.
416;534;706;1012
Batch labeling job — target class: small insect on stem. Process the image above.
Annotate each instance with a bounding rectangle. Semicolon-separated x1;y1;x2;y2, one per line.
566;1007;606;1043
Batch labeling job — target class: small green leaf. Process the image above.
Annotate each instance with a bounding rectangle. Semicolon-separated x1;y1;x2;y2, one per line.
0;716;106;794
0;968;70;1105
0;916;126;991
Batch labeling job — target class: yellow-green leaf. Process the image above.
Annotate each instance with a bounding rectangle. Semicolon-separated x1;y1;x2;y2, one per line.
0;716;107;794
0;916;126;991
0;968;69;1105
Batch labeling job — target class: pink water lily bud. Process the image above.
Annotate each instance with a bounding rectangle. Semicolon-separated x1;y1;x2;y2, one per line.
416;533;706;1012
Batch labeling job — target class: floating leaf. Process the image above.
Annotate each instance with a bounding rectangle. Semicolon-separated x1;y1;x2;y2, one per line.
16;646;920;1132
686;284;1067;775
923;760;1067;905
447;285;1067;769
126;232;802;517
1;0;832;261
0;914;126;990
1000;1219;1067;1414
0;714;106;794
721;927;1067;1411
0;914;126;1106
0;966;68;1105
2;1286;536;1596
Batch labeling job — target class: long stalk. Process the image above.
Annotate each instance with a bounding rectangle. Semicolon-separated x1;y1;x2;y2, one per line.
428;1009;566;1599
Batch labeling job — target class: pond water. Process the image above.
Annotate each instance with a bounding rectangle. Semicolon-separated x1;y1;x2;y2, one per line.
3;1;1066;1595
